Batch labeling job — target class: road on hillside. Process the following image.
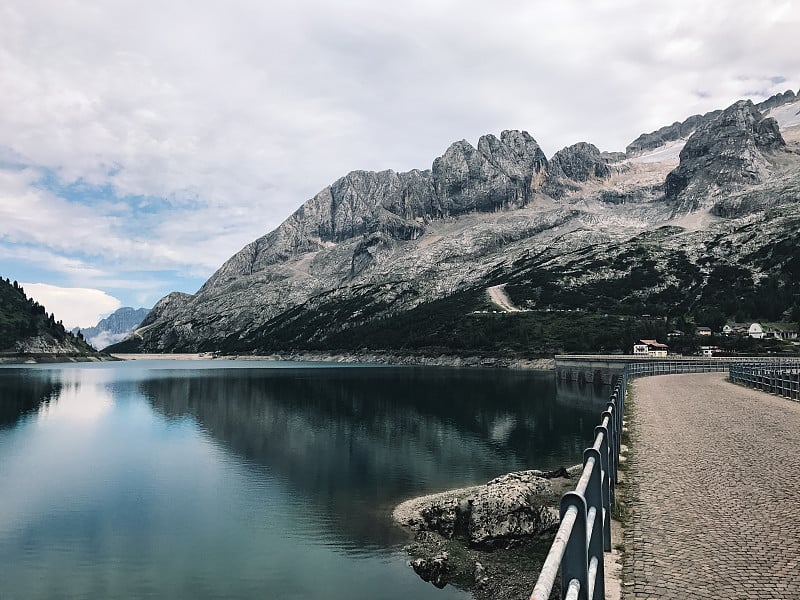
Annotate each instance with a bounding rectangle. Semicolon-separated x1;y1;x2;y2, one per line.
486;284;522;312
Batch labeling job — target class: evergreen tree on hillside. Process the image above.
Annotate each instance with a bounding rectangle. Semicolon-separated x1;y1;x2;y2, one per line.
0;277;96;354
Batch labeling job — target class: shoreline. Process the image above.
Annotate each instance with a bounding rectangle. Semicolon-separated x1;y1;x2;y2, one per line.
112;351;556;370
0;353;116;365
393;465;622;600
391;467;580;599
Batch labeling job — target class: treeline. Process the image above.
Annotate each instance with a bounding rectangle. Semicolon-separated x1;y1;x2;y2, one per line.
0;277;91;352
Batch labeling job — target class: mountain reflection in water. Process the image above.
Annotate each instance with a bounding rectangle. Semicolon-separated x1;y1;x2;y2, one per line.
0;361;607;600
139;366;605;550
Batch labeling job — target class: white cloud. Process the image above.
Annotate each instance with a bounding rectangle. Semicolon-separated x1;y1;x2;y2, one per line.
1;0;799;305
21;282;122;329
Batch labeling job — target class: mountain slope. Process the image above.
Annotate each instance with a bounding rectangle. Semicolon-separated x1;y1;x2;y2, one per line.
115;90;800;356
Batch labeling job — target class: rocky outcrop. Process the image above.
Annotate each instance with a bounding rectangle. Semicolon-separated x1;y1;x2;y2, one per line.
600;151;626;163
626;111;722;156
395;467;578;595
549;142;611;183
203;130;547;294
432;131;548;214
664;100;785;211
395;469;564;548
627;90;798;158
466;471;559;546
757;89;797;112
626;90;798;158
137;292;192;330
711;176;800;218
410;553;451;589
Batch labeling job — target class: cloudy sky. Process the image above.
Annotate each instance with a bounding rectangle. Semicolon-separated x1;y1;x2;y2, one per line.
2;0;799;327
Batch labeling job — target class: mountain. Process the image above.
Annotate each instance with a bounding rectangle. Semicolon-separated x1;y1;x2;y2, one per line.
75;307;150;350
110;89;800;357
0;278;98;357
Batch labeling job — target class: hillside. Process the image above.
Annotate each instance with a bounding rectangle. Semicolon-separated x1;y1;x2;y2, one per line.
110;90;800;357
0;278;99;358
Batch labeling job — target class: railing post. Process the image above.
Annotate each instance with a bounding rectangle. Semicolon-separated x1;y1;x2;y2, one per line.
583;448;606;598
583;448;611;556
605;403;617;477
594;422;612;545
560;492;589;600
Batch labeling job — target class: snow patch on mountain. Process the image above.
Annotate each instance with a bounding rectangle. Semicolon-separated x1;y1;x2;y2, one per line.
624;138;686;165
764;98;800;129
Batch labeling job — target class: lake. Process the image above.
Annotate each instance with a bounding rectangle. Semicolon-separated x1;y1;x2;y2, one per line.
0;360;605;599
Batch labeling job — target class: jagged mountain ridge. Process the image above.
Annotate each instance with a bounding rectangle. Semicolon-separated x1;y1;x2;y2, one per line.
117;89;800;355
74;306;150;350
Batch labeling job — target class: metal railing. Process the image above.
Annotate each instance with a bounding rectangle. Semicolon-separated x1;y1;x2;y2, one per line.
531;369;626;600
730;364;800;401
530;356;800;600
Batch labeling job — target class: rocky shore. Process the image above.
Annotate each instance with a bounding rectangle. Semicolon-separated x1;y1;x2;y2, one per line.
241;352;555;370
0;353;116;364
393;466;582;599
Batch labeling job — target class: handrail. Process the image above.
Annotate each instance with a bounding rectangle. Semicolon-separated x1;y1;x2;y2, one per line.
530;368;625;600
530;357;800;600
730;363;800;401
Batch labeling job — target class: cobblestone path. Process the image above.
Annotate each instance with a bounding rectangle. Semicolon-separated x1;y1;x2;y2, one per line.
622;372;800;600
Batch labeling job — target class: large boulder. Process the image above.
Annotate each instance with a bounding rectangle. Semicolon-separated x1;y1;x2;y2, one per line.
399;469;561;547
465;471;559;546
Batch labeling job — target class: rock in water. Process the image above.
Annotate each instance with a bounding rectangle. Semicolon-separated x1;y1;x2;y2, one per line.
466;471;559;547
410;552;451;588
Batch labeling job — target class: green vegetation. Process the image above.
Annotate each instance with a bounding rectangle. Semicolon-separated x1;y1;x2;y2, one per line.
199;283;692;357
113;217;800;358
0;277;95;354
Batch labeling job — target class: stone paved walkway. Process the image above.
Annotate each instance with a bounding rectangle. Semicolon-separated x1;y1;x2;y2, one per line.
622;372;800;600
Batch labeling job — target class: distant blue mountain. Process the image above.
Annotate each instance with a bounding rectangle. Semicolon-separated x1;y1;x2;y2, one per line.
75;307;150;350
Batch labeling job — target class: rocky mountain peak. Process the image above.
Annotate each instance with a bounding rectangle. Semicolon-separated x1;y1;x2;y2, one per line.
626;111;721;157
119;87;800;356
202;129;549;293
757;88;797;111
549;142;611;182
664;99;786;211
139;291;193;328
433;130;547;214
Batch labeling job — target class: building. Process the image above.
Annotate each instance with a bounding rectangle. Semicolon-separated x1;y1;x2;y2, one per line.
695;326;712;337
633;339;669;357
722;323;749;336
763;324;800;340
722;321;789;339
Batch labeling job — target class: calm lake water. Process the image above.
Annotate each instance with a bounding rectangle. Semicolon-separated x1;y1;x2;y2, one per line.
0;360;606;599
